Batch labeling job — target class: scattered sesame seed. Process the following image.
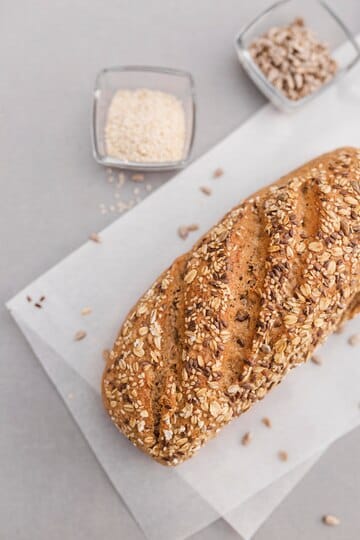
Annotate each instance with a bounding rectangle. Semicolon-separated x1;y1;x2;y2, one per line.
26;295;32;303
133;187;140;195
322;514;340;526
146;183;153;192
81;307;92;316
102;349;110;362
74;330;87;341
34;303;42;309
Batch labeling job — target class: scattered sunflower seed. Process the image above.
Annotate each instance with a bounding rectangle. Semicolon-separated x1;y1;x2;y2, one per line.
200;186;212;196
89;233;101;243
131;173;145;182
213;168;224;178
74;330;87;341
278;450;288;462
241;432;253;446
335;324;345;334
261;417;272;428
311;354;322;365
81;307;92;316
178;227;188;239
322;514;340;526
178;224;199;240
348;334;360;346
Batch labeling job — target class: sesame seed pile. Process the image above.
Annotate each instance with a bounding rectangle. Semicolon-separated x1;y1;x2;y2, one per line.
249;18;338;101
105;88;186;163
102;147;360;465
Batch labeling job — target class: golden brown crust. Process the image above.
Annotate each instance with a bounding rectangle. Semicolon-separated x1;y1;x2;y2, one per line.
102;147;360;465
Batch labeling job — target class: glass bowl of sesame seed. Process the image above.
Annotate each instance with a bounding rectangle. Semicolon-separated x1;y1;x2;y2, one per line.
92;66;196;171
235;0;360;112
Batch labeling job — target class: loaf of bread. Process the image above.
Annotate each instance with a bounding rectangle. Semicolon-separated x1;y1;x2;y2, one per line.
102;147;360;465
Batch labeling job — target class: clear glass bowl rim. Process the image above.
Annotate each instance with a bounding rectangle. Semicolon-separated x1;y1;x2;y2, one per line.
234;0;360;110
91;65;197;171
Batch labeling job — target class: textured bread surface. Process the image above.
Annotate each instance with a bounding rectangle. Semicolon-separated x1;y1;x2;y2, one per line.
102;147;360;465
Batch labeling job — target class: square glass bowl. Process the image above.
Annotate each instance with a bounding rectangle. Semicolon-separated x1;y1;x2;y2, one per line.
92;66;196;171
235;0;360;112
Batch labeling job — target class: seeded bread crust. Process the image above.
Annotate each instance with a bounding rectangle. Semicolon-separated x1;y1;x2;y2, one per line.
102;147;360;465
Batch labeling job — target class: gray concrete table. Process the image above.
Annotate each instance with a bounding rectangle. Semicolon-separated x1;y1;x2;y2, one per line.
1;1;360;539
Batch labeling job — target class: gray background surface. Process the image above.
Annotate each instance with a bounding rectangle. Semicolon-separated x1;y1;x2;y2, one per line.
1;1;360;539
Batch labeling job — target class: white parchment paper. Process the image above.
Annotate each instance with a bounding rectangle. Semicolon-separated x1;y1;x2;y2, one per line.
13;312;325;540
7;38;360;539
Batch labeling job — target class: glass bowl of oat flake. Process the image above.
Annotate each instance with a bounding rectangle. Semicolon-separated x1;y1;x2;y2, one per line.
235;0;360;112
92;66;196;170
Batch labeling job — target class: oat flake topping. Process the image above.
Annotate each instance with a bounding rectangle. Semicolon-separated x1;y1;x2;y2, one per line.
102;148;360;465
